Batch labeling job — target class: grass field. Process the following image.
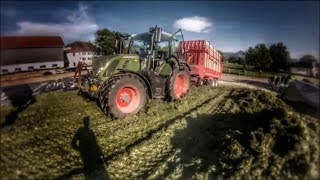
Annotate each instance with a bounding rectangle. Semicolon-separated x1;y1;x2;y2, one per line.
0;86;319;179
223;63;320;85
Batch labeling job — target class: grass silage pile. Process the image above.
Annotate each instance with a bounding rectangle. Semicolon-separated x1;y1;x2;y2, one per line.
195;89;319;179
0;86;318;179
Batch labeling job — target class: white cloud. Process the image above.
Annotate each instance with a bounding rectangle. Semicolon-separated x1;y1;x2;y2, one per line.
12;2;99;43
173;16;212;33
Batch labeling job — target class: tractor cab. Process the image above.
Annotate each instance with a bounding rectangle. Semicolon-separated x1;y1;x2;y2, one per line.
115;27;185;71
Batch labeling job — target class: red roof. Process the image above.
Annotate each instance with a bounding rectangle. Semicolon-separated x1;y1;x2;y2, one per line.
65;41;96;53
0;36;64;49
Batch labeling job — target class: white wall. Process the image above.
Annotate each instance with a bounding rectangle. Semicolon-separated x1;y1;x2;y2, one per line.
66;51;99;67
290;67;312;76
1;61;64;74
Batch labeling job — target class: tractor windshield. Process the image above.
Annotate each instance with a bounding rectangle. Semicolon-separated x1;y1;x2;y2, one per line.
128;33;152;54
128;31;183;57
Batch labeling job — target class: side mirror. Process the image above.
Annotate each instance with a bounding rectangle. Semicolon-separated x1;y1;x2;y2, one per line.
115;39;119;48
154;27;162;43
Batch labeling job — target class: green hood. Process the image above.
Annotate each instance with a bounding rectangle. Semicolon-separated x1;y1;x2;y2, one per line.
92;55;117;75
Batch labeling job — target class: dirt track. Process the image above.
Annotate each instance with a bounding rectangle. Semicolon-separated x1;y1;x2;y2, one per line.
220;74;275;93
0;70;88;87
0;85;318;179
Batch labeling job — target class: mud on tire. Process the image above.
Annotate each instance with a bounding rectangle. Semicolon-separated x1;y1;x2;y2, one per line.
98;73;148;119
165;67;191;101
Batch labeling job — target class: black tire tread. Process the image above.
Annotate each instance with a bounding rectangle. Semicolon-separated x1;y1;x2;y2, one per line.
98;73;147;118
165;67;191;102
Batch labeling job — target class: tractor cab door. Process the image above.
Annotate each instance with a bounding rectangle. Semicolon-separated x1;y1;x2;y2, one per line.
153;29;185;75
170;29;185;60
153;40;170;72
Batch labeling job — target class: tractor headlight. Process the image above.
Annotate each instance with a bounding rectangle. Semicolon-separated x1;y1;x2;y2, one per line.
97;67;103;74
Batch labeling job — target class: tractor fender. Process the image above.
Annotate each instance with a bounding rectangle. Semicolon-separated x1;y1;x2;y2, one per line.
168;55;190;72
165;59;176;75
117;69;153;99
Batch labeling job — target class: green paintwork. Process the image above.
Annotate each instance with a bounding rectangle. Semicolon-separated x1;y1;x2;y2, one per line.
158;59;174;76
95;54;176;82
97;54;140;81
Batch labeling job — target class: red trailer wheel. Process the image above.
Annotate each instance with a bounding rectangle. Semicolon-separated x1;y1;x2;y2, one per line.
116;85;141;113
213;78;218;88
99;73;147;119
166;68;191;101
196;78;203;86
174;73;188;98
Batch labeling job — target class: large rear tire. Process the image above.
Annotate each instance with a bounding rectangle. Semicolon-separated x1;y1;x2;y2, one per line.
166;68;191;101
98;73;147;119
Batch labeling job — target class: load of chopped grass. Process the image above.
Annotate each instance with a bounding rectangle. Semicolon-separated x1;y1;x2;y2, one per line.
169;89;319;179
0;87;318;179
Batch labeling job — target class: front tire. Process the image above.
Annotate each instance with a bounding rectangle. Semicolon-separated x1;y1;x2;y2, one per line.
166;68;190;101
98;73;147;119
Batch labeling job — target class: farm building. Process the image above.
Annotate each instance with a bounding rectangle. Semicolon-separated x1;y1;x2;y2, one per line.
0;36;65;74
64;41;100;67
290;61;319;77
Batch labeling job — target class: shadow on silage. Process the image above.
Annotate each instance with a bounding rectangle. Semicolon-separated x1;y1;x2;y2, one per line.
168;108;309;179
283;100;320;119
55;116;109;180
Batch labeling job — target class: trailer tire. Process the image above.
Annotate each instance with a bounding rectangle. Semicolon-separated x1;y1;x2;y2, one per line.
166;68;190;101
98;73;147;119
207;79;218;88
213;79;218;88
196;78;203;86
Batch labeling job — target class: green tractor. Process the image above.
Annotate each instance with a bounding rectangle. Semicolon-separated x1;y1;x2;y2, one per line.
79;26;191;118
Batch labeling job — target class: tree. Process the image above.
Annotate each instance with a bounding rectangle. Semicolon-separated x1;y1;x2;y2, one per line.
217;50;225;62
94;28;121;55
269;42;291;71
245;46;256;66
245;44;272;70
237;57;245;65
228;56;238;63
299;54;317;67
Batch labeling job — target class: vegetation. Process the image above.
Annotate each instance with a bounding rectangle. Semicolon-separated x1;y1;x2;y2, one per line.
296;54;318;68
245;44;273;71
94;28;122;55
0;86;318;179
223;62;320;85
242;42;318;73
217;50;225;62
269;42;291;71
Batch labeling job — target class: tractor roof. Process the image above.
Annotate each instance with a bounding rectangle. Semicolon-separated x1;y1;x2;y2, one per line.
131;31;176;42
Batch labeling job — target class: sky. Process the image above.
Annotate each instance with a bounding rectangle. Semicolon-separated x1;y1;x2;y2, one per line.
1;1;319;59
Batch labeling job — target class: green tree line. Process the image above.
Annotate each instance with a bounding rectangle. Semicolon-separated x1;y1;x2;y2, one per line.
94;28;122;55
237;42;318;72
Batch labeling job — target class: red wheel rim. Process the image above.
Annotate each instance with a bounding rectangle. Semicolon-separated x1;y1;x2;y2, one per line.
116;85;141;113
174;73;188;98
